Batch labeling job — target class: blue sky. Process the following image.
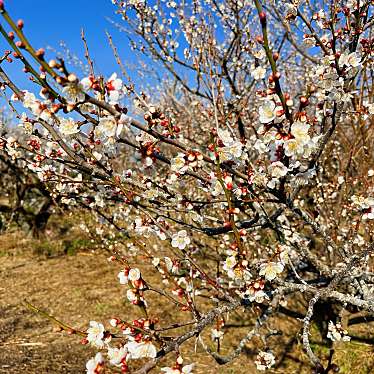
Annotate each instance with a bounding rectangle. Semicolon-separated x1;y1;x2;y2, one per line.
1;0;134;88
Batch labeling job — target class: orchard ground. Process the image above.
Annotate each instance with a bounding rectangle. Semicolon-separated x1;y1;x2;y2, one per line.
1;219;373;374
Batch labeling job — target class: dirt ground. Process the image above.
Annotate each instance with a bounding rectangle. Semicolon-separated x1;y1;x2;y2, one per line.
0;232;253;374
1;231;374;374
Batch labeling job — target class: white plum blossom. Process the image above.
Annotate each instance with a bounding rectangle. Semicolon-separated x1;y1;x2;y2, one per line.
211;178;224;196
254;138;267;154
86;352;104;374
87;321;105;348
161;356;194;373
128;268;141;281
338;51;361;69
247;289;269;303
126;289;138;303
21;91;44;116
171;153;188;173
351;195;374;220
80;76;94;90
218;141;243;161
224;255;237;269
171;230;191;249
223;255;238;279
107;346;127;366
327;321;351;342
118;270;128;284
59;118;80;136
290;121;310;144
96;116;122;138
251;65;266;80
217;128;234;146
259;262;284;281
254;351;276;371
62;83;85;103
259;101;276;123
268;161;288;178
106;73;123;104
126;340;157;359
109;318;118;327
283;138;304;157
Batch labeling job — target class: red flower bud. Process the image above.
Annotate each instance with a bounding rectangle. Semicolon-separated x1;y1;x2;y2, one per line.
15;41;25;49
259;11;266;24
0;1;4;11
300;96;309;107
17;19;24;29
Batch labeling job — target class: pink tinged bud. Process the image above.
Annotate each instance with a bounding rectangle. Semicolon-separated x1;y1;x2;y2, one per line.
300;96;309;107
36;48;45;59
8;31;14;40
0;1;4;10
15;41;25;49
17;19;24;29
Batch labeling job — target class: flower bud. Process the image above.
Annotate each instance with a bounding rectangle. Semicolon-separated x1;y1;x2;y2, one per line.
300;96;309;107
55;76;65;85
309;84;317;93
255;35;264;44
66;104;75;112
17;19;24;29
15;41;25;49
273;52;279;61
8;31;14;40
259;11;266;24
68;73;78;83
239;229;247;236
51;103;61;113
0;1;4;11
35;48;45;59
49;59;57;68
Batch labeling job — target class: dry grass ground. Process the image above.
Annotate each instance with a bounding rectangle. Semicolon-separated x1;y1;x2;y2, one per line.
0;228;373;374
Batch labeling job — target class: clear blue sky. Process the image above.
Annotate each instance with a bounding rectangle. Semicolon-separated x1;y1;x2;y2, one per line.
1;0;135;89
